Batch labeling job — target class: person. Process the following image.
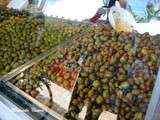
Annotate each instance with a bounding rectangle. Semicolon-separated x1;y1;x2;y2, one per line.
119;0;127;9
146;1;155;20
28;0;38;5
89;0;128;23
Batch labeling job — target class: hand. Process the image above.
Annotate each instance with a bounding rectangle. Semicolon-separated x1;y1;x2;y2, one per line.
97;7;107;15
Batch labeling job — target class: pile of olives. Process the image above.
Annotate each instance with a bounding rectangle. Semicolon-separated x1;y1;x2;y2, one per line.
65;25;160;120
12;23;160;120
0;8;29;22
0;8;89;76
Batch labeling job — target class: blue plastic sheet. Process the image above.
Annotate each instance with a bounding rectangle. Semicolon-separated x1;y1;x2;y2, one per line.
127;0;160;22
128;0;148;17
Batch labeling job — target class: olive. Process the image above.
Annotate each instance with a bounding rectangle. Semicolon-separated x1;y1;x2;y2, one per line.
118;74;127;81
72;99;79;106
92;80;100;88
102;90;109;98
88;89;94;98
30;90;39;98
78;84;85;91
77;78;84;85
96;96;104;105
133;112;143;120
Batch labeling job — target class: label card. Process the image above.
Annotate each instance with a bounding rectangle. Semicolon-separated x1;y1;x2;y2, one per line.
98;111;117;120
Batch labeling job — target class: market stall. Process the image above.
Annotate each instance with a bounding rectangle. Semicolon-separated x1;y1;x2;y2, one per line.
0;0;160;120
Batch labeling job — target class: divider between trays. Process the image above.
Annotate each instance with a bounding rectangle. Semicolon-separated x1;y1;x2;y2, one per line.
145;67;160;120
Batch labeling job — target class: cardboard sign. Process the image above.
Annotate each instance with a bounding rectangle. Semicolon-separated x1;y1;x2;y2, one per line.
98;111;117;120
78;106;117;120
50;82;72;111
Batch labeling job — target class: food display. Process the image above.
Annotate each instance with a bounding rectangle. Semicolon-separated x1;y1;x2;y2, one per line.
1;5;160;120
7;22;160;120
0;8;90;76
0;8;29;22
48;58;79;90
65;26;160;120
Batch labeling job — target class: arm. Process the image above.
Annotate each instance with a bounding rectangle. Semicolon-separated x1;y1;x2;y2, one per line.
89;0;119;23
89;7;107;22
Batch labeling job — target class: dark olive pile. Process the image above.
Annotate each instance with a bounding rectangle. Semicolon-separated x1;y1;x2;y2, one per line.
0;8;29;22
0;9;89;76
63;25;160;120
12;23;160;120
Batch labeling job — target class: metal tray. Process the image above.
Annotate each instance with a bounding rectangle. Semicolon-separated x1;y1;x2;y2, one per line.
0;27;91;120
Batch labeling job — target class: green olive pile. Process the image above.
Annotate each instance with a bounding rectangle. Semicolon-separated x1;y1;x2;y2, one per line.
12;23;160;120
0;8;89;76
0;17;45;75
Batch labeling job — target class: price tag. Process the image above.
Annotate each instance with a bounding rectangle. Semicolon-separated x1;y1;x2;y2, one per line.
50;82;72;111
98;111;117;120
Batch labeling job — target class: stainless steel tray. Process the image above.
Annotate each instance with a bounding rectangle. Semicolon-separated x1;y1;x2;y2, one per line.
0;27;90;120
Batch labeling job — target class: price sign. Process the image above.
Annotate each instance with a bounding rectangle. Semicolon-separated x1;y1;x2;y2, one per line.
98;111;117;120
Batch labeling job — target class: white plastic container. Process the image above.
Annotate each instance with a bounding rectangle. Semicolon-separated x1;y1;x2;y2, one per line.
7;0;28;10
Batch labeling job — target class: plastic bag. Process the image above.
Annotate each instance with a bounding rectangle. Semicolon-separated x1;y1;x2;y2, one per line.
109;1;136;32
